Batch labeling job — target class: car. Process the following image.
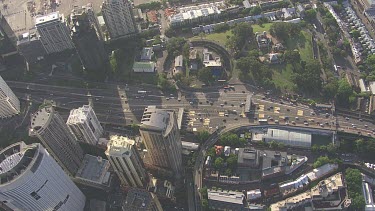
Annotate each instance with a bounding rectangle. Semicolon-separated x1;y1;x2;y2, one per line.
359;119;363;122
178;98;181;101
345;117;350;120
224;113;229;117
199;102;203;104
220;104;224;107
206;100;209;103
190;102;193;105
210;102;214;106
223;119;227;122
320;124;324;127
304;122;309;126
166;97;170;100
365;125;368;127
234;118;238;120
295;117;299;120
310;112;315;115
287;108;290;112
224;102;227;105
242;91;246;93
231;104;234;107
269;106;274;109
292;121;296;125
275;120;279;124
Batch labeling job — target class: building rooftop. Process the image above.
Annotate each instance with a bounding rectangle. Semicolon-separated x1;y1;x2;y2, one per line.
123;188;157;210
208;189;244;205
264;128;312;146
237;148;259;166
141;47;153;61
106;135;135;157
170;2;225;24
175;55;183;67
35;11;61;25
30;106;54;133
67;105;92;125
133;62;155;69
75;154;110;186
0;142;39;185
141;106;174;136
181;141;199;151
311;172;343;197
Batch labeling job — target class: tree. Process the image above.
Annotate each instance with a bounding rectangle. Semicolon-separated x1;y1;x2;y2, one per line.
312;145;320;153
304;9;317;22
350;29;360;39
166;37;186;57
197;130;210;143
249;6;262;16
367;54;375;71
270;22;290;42
323;78;339;99
313;156;331;168
182;42;190;60
198;67;214;84
283;50;301;64
201;199;209;211
326;143;337;154
214;157;224;169
230;23;254;51
226;154;238;170
346;168;365;211
214;23;230;33
337;78;353;106
269;140;278;149
293;60;322;94
206;147;216;158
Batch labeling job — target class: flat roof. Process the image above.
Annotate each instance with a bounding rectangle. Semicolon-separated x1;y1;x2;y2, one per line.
106;135;135;157
141;106;174;136
30;106;54;132
75;154;110;185
208;189;244;205
66;105;92;125
133;62;155;69
35;11;60;25
265;128;312;144
124;188;156;210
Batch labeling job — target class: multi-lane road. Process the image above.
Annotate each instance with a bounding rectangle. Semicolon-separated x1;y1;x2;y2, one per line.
6;80;375;211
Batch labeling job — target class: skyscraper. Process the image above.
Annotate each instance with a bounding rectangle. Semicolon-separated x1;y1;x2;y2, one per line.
101;0;137;39
105;135;147;187
0;75;20;118
67;105;103;145
29;105;83;176
70;6;109;72
123;188;163;211
139;106;182;176
36;11;75;54
0;142;86;211
0;11;17;56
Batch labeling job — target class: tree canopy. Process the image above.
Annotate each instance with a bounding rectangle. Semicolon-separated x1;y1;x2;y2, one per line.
336;78;353;106
198;67;215;84
166;37;186;57
346;168;365;211
218;132;246;147
270;22;301;43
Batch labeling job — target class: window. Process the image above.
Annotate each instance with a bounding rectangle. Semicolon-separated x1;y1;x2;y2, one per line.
30;192;41;200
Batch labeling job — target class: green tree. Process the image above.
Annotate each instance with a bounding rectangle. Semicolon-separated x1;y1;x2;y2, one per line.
313;156;331;168
206;147;216;158
283;50;301;64
166;37;186;57
201;199;209;211
304;9;317;22
197;130;210;143
198;67;214;84
226;154;238;170
249;6;262;15
214;23;230;33
367;54;375;71
214;157;224;169
182;42;190;60
323;78;339;99
337;78;353;106
350;29;360;39
293;60;322;94
269;140;278;149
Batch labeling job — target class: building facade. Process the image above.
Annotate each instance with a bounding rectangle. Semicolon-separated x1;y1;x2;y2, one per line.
101;0;137;39
105;135;147;187
67;105;103;145
35;12;75;54
123;188;163;211
29;105;84;176
0;142;86;211
0;12;17;56
70;6;109;72
140;106;183;176
0;75;20;118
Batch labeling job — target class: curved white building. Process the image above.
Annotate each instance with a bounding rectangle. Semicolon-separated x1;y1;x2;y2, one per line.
0;142;86;211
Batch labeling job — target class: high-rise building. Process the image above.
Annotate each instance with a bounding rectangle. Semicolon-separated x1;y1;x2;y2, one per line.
36;11;75;54
0;142;86;211
140;106;182;176
101;0;137;39
70;6;109;72
0;75;20;118
105;135;147;187
29;105;83;176
0;11;17;56
66;105;103;145
123;188;163;211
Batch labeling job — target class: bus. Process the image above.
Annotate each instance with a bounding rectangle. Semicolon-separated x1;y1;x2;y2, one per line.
258;119;268;124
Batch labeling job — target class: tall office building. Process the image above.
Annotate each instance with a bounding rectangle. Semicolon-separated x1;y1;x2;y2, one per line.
0;11;17;56
105;135;147;187
35;11;75;54
29;105;83;176
101;0;137;39
140;106;182;176
70;6;109;72
67;105;103;145
0;75;20;118
123;188;163;211
0;142;86;211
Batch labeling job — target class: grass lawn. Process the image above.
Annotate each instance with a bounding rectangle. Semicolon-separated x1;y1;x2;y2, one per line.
252;23;273;33
191;30;233;46
271;64;295;91
285;30;313;62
